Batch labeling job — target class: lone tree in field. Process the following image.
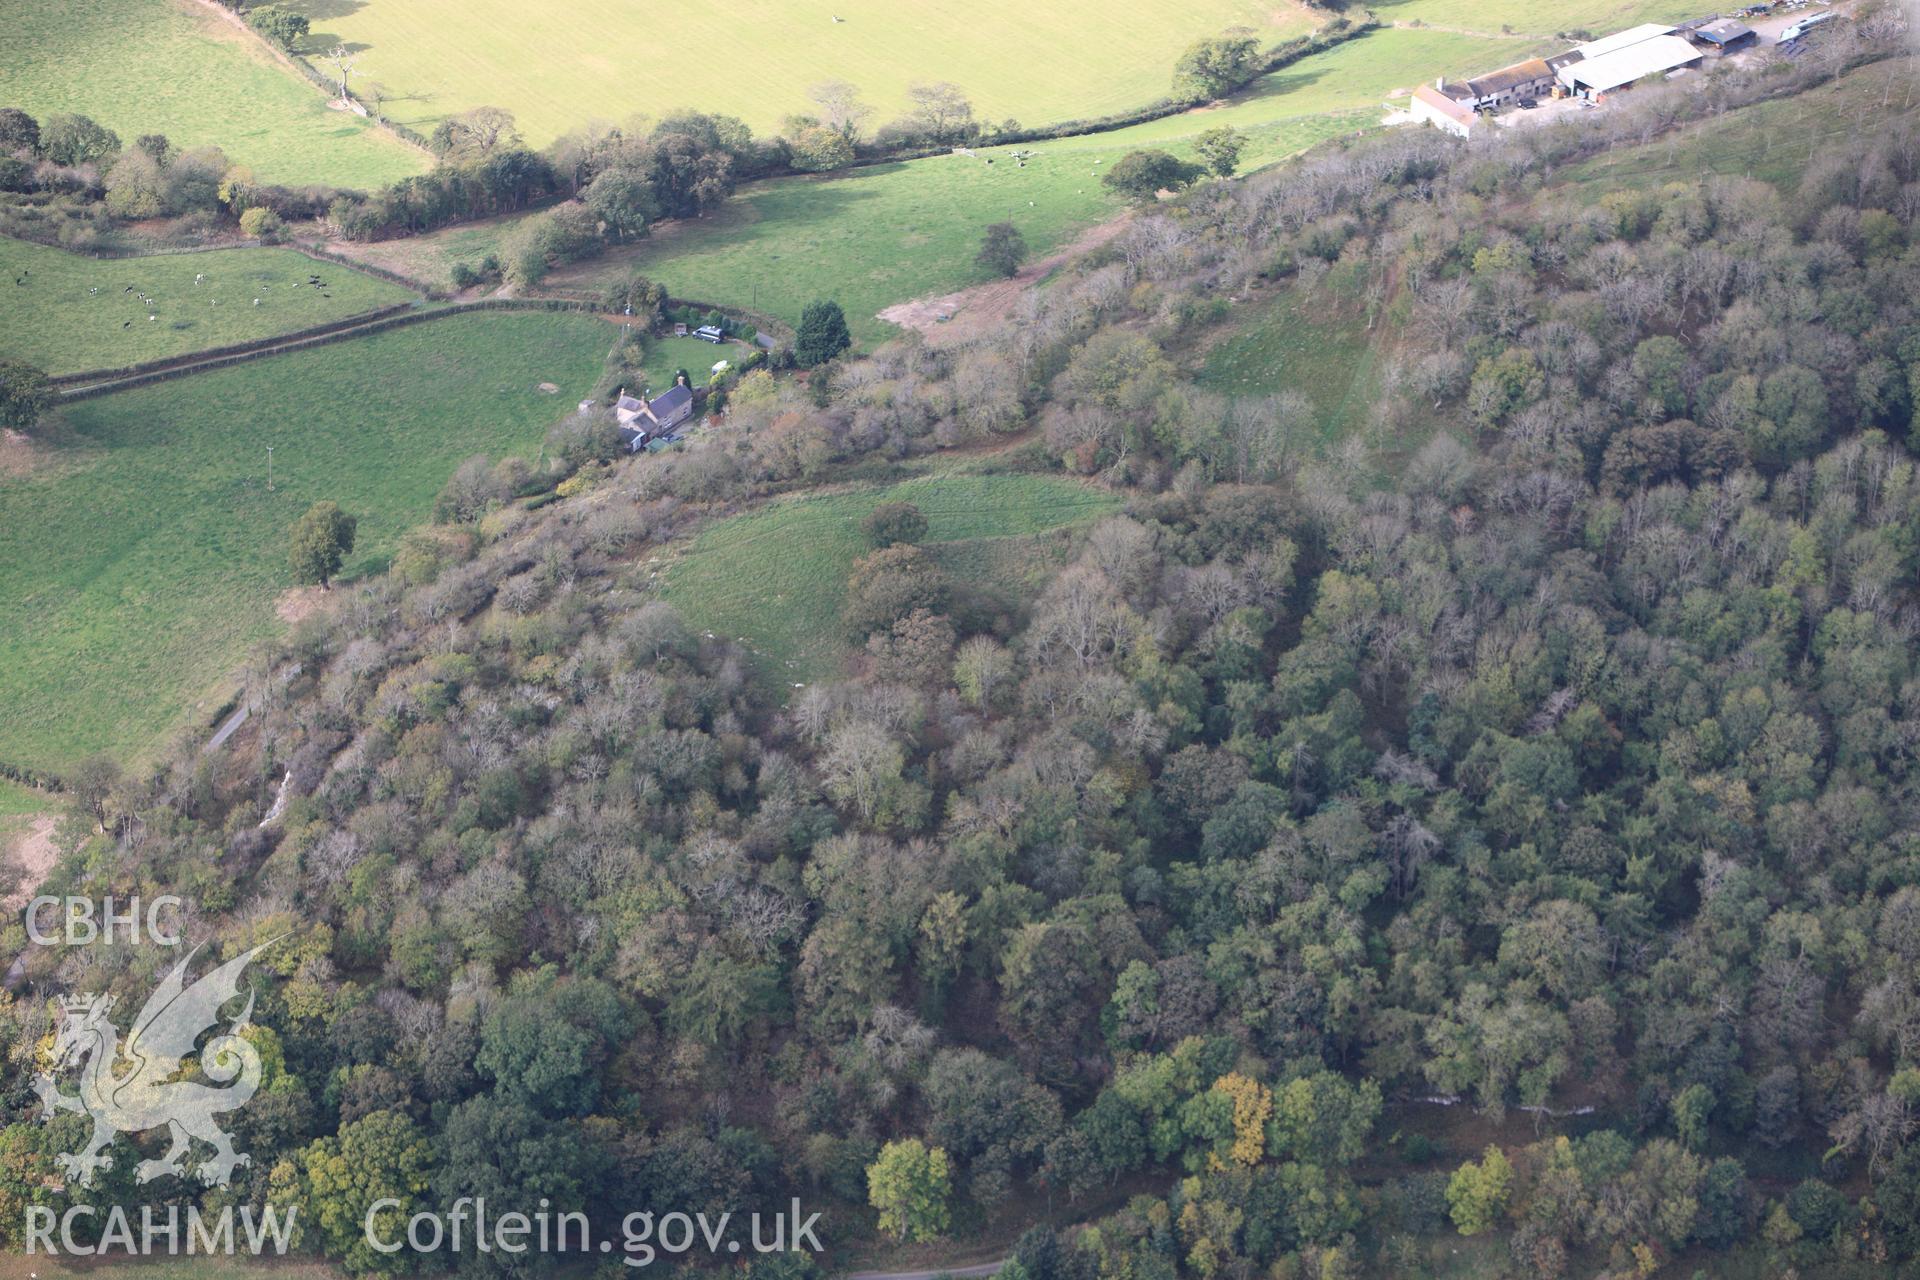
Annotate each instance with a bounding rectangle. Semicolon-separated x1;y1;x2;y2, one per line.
1102;150;1205;203
322;45;358;103
1194;125;1245;178
867;1139;952;1242
795;300;852;367
290;501;357;589
0;360;52;435
862;501;929;548
975;221;1028;278
1172;29;1261;101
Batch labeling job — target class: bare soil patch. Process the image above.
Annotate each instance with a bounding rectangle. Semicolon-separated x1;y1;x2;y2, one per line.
2;815;60;912
0;429;41;477
878;215;1130;346
276;584;330;625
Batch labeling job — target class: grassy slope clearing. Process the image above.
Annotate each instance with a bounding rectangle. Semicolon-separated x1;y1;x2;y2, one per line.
0;239;414;376
1561;52;1920;191
340;27;1535;347
0;310;611;774
284;0;1316;145
1199;280;1385;439
0;0;426;190
661;473;1120;685
0;780;46;818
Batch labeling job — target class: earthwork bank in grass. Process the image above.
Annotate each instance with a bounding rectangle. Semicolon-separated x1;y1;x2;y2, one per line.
0;310;610;774
0;0;426;190
659;473;1122;686
0;239;415;377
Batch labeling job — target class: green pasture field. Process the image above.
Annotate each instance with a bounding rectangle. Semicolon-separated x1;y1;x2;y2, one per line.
0;0;426;190
280;0;1318;146
0;310;612;774
660;473;1120;685
0;778;46;817
336;28;1534;347
1374;0;1703;37
0;239;415;376
1560;53;1920;192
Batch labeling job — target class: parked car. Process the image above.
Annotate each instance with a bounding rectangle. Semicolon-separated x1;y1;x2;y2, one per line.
693;325;725;343
1516;97;1538;109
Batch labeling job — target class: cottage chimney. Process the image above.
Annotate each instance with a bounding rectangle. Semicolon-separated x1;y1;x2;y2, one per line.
1436;76;1445;90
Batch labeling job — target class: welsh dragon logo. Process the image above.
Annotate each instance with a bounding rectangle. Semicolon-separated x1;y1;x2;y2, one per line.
34;940;277;1188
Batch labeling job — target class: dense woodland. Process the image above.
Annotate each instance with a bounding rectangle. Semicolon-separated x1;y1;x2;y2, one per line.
7;10;1920;1280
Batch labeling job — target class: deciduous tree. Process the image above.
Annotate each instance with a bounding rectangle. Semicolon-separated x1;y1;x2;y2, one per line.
1172;30;1260;101
289;501;357;589
868;1139;952;1241
1193;126;1245;178
1102;150;1205;202
976;221;1028;278
1446;1146;1514;1235
0;360;51;434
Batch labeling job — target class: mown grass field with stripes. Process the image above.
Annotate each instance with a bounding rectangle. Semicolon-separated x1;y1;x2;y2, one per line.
0;0;426;189
280;0;1319;145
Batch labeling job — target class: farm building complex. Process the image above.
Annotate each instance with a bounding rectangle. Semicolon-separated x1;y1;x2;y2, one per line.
1555;26;1705;98
1688;16;1760;51
1410;82;1480;137
1413;6;1808;129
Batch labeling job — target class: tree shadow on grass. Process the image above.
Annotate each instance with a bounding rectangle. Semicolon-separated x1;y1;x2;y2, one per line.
283;0;368;21
1224;67;1335;111
643;178;892;259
